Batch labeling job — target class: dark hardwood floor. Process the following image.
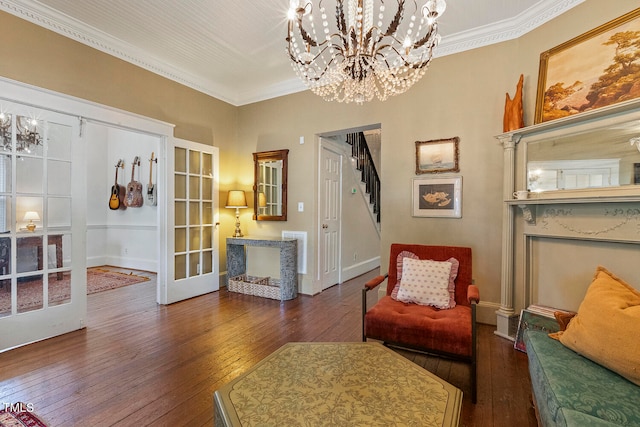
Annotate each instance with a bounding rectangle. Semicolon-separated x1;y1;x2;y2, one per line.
0;269;537;426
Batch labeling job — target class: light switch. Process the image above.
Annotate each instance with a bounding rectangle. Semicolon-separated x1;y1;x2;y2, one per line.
298;202;304;212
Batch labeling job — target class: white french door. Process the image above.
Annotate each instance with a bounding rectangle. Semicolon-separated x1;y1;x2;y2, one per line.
160;138;219;304
319;144;341;290
0;105;85;351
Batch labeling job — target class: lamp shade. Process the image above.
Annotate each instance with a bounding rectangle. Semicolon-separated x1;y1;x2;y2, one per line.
258;192;267;207
225;190;248;208
23;211;40;222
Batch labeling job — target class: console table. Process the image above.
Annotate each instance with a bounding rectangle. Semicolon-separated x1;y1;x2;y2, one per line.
226;237;297;300
0;235;64;279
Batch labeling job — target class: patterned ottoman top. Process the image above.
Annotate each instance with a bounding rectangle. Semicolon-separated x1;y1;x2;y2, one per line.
214;342;461;426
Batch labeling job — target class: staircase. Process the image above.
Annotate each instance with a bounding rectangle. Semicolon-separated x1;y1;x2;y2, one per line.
346;132;380;224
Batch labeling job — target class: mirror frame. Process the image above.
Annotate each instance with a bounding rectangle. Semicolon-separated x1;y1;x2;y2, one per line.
253;149;288;221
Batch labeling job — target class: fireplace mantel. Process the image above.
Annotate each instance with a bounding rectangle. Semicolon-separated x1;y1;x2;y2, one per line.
495;99;640;340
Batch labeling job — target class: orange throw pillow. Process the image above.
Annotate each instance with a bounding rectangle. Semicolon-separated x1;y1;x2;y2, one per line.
558;266;640;386
548;311;576;341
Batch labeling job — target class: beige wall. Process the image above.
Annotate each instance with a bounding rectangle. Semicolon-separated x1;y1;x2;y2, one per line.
235;1;637;313
0;10;242;262
0;1;635;317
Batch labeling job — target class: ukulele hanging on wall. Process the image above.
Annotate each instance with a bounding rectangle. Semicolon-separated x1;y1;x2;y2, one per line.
124;156;144;208
147;152;157;206
109;159;126;210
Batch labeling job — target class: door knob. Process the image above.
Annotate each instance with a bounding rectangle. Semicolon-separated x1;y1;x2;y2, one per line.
322;224;328;229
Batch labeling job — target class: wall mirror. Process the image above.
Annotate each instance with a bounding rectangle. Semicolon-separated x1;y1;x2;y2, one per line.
253;149;288;221
526;119;640;192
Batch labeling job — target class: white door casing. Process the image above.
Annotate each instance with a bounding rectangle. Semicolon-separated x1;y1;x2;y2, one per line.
0;77;176;351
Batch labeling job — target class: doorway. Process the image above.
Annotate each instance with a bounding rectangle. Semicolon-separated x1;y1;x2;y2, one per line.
317;125;382;291
84;126;220;306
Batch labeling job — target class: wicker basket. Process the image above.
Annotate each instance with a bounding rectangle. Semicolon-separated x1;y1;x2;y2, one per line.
228;275;282;300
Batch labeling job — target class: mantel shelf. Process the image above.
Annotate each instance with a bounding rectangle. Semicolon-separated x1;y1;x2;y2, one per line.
496;97;640;141
505;195;640;205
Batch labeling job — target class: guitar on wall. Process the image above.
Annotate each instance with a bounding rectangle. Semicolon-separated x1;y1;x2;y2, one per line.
109;160;126;210
124;156;144;208
147;152;157;206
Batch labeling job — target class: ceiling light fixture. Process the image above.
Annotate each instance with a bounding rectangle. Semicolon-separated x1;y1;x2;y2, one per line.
286;0;446;104
0;113;43;153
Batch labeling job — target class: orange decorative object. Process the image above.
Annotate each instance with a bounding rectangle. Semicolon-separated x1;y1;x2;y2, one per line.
504;74;525;132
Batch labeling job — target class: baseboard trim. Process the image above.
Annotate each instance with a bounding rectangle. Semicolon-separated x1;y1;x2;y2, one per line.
341;257;380;283
477;301;500;326
88;256;157;273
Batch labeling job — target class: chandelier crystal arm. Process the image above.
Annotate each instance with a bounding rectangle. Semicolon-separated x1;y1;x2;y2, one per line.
336;1;347;35
412;25;438;50
300;24;318;48
382;1;404;37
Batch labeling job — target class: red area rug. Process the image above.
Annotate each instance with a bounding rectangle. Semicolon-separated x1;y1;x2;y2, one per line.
85;268;151;294
0;267;150;313
0;403;48;427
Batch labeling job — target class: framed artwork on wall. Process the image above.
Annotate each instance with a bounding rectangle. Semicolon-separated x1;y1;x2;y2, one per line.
415;137;459;174
411;176;462;218
534;8;640;124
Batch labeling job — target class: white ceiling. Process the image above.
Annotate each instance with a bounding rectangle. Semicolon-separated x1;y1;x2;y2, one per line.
1;0;584;106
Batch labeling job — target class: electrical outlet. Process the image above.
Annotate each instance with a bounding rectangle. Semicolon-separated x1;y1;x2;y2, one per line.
124;248;128;255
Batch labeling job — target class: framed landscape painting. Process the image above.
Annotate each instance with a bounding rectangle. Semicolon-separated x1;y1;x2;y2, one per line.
415;137;459;174
412;176;462;218
534;8;640;124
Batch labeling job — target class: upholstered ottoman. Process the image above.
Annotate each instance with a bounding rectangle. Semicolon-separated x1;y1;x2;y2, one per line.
214;342;462;426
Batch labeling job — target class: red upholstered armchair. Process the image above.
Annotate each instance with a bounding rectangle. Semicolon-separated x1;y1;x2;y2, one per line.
362;244;480;403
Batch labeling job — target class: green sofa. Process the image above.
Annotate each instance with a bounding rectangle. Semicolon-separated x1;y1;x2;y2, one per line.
524;330;640;426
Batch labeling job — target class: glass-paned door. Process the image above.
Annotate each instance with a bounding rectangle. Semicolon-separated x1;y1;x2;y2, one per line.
0;105;85;351
161;138;218;304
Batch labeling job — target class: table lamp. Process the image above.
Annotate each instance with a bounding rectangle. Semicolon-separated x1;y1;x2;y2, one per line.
258;192;267;212
225;190;248;237
23;211;40;232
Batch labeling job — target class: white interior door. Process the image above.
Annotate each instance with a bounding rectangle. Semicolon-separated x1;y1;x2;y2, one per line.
319;144;341;290
160;138;219;304
0;106;86;351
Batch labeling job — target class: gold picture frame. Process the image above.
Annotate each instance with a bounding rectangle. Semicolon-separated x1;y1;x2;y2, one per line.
534;8;640;124
411;176;462;218
415;137;459;174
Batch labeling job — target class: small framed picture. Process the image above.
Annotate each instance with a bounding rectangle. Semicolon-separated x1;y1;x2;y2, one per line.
415;137;459;174
412;176;462;218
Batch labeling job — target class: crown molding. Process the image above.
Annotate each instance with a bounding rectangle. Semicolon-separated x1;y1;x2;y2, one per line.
0;0;584;106
0;0;238;105
435;0;585;57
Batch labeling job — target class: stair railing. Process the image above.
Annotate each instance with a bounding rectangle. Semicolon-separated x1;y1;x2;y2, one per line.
346;132;380;223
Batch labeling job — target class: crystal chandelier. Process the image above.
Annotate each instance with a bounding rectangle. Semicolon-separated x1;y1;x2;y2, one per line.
286;0;446;104
0;113;43;153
